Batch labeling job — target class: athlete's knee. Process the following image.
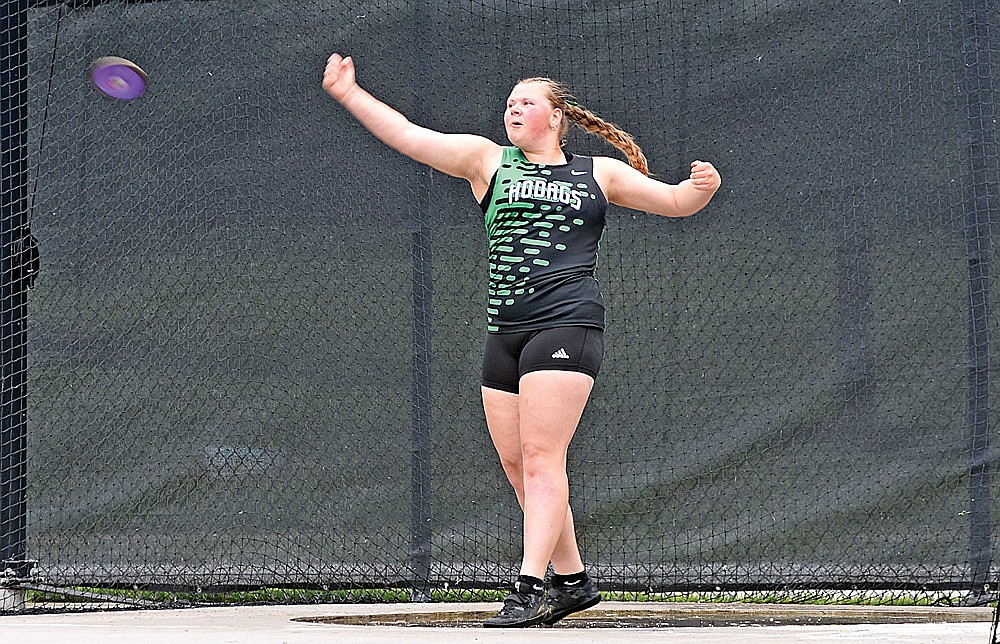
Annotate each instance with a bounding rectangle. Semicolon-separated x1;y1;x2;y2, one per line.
498;454;524;483
520;441;565;476
521;460;568;501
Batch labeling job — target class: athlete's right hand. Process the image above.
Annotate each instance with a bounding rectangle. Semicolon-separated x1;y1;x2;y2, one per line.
323;53;358;104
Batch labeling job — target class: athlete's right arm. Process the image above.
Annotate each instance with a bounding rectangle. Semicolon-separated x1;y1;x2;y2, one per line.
323;53;500;190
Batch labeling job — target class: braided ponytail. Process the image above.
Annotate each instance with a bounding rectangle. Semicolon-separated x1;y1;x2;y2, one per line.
519;77;650;176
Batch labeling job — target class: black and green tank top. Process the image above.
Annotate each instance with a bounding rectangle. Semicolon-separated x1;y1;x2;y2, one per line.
479;146;608;333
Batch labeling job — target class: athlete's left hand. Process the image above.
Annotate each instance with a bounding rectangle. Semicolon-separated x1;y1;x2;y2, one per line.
689;160;721;193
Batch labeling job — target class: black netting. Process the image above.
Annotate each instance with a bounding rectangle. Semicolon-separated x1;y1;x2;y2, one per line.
1;0;999;610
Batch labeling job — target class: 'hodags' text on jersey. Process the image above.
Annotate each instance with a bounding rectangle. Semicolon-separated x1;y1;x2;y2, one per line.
508;179;587;210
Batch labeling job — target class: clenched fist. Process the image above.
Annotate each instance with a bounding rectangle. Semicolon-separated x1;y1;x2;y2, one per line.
323;53;358;103
689;160;721;192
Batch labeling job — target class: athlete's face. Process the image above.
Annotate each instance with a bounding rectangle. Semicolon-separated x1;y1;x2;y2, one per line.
504;82;562;148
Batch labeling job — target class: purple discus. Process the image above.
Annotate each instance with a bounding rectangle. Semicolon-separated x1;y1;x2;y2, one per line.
90;57;148;100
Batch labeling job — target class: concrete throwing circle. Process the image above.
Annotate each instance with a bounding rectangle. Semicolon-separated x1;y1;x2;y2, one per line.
294;604;992;628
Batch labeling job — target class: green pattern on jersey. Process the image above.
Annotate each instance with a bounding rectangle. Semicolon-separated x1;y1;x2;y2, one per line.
480;147;607;333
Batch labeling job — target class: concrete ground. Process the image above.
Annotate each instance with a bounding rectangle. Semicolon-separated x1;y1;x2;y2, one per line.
0;601;994;644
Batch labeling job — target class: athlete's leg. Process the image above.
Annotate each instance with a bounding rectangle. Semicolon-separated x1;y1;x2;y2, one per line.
551;504;585;575
482;385;585;574
515;370;594;579
482;386;522;501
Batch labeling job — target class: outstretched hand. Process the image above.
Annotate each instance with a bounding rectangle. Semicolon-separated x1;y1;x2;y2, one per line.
323;53;358;103
689;160;721;193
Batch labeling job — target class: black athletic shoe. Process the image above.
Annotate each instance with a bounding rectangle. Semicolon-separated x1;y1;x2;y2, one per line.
482;584;552;627
543;578;601;625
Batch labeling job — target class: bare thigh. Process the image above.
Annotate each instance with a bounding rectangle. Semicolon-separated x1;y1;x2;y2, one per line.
482;386;523;490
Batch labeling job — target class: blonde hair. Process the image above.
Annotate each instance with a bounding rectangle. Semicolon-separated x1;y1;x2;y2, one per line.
518;77;650;176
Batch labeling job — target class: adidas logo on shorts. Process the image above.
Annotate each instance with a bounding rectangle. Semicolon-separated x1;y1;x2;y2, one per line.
552;348;570;359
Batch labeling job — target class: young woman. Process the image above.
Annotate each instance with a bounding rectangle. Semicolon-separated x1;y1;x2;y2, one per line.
322;53;721;627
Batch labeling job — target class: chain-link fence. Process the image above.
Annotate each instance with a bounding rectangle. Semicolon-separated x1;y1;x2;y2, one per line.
1;0;998;611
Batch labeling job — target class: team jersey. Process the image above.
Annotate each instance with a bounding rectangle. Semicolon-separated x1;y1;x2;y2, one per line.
479;146;609;333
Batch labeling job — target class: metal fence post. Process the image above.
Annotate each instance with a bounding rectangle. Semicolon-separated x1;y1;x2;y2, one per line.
410;218;434;602
0;0;32;612
961;0;997;604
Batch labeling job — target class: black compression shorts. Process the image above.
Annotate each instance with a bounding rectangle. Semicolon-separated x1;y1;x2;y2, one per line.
481;326;604;394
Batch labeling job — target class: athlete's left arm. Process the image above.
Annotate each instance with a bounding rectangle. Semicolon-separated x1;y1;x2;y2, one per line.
593;157;721;218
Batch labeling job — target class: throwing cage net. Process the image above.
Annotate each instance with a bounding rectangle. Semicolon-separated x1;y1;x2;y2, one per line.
2;0;999;611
